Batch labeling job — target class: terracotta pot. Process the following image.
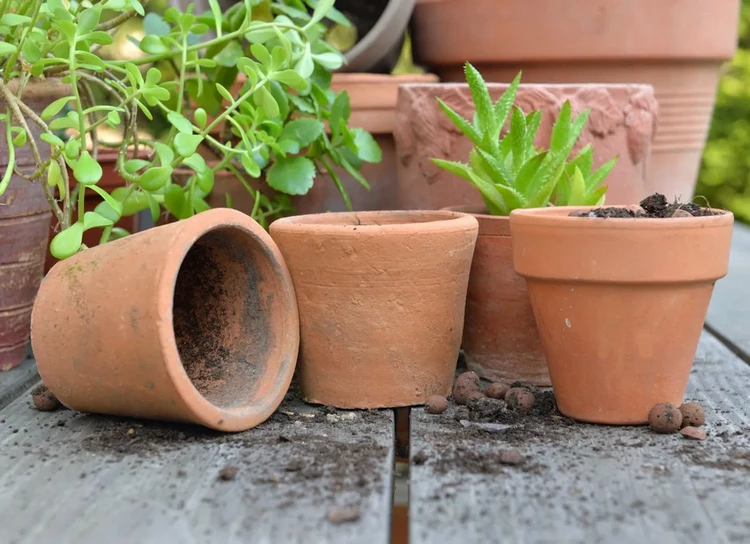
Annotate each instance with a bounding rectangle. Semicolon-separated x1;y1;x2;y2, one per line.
411;0;741;201
0;79;68;371
197;73;438;215
269;210;478;408
444;206;548;385
395;82;658;210
31;208;300;431
510;206;734;424
44;149;147;273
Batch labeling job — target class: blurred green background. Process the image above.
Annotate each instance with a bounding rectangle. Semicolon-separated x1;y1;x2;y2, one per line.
697;0;750;224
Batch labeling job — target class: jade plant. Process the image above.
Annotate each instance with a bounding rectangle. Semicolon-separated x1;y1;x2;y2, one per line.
431;62;615;215
0;0;380;260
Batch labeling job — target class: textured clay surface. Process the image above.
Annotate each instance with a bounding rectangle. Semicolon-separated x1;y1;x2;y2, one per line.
270;211;478;409
395;83;658;210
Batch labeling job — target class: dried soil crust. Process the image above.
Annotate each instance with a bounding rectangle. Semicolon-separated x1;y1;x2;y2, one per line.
570;193;721;219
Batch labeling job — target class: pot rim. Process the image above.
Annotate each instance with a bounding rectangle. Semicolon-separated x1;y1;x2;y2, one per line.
269;209;478;235
157;208;298;430
398;82;656;93
510;205;734;230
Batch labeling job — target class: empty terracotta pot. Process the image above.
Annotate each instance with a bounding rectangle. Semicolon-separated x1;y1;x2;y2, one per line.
412;0;740;201
31;208;299;431
394;82;658;210
445;206;548;385
269;210;478;408
510;206;734;424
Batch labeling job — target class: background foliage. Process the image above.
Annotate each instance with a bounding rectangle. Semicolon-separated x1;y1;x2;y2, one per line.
696;0;750;223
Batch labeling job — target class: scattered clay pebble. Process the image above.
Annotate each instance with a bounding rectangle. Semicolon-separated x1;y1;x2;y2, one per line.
485;382;510;400
506;388;535;413
679;402;705;428
680;426;707;440
671;208;693;218
328;506;360;524
498;449;525;465
648;403;683;433
413;450;428;465
218;466;238;481
452;371;482;405
425;395;449;414
31;384;62;412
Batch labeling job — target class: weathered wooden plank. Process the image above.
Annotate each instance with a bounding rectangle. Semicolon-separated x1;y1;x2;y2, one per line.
0;355;39;412
410;332;750;544
706;221;750;360
0;385;394;544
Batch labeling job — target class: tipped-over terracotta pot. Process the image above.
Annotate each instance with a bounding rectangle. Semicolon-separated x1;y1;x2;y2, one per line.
510;206;734;424
445;206;548;385
269;210;478;408
31;208;299;431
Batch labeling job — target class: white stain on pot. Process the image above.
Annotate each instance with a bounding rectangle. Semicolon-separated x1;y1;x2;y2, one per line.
565;318;572;328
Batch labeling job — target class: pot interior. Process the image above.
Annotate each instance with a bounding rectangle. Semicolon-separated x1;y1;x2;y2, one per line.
172;227;272;409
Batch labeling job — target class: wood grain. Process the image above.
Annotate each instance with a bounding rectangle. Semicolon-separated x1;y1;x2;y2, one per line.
409;332;750;544
0;388;394;544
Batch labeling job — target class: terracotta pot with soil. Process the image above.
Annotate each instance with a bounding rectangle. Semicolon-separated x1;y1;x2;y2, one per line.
31;208;299;431
0;79;68;371
411;0;740;201
395;82;658;210
444;206;548;385
509;195;734;425
269;210;478;408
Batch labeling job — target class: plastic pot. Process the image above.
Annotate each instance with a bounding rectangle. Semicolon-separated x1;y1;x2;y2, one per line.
31;208;299;431
510;206;734;424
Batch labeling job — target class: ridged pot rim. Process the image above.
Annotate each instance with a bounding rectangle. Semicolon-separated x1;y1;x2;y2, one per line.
510;205;734;230
398;82;656;94
269;210;478;236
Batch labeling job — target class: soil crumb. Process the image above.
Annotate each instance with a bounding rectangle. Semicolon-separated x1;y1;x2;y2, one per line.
218;466;238;481
328;506;361;524
570;193;720;219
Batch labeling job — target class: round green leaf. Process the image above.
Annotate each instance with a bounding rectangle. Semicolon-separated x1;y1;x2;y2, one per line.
139;166;173;191
167;111;194;134
12;129;27;147
194;108;207;129
266;156;315;195
73;151;103;185
47;160;62;188
40;96;74;120
50;222;84;260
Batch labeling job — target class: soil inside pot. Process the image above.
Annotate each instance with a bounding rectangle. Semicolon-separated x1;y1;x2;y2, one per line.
570;193;720;219
172;228;270;408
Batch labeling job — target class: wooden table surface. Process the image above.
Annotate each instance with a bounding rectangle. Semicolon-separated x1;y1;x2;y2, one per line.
1;223;749;544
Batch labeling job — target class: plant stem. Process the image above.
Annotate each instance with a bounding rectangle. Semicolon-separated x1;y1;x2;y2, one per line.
0;107;15;197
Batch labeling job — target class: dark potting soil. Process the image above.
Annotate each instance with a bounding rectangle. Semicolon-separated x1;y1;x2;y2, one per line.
570;193;721;219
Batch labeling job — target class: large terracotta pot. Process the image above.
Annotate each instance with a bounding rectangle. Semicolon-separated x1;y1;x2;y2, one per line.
412;0;741;201
199;73;438;215
31;209;300;431
510;206;734;424
0;79;67;370
394;83;658;210
269;210;478;408
445;206;548;386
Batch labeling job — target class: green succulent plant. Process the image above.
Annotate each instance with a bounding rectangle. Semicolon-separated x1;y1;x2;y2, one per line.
431;62;615;215
0;0;380;261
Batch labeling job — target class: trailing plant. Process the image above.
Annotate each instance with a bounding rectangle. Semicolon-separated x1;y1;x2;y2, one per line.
431;62;615;215
0;0;380;261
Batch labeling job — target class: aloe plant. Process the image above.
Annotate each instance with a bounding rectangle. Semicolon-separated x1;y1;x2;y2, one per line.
431;62;615;215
